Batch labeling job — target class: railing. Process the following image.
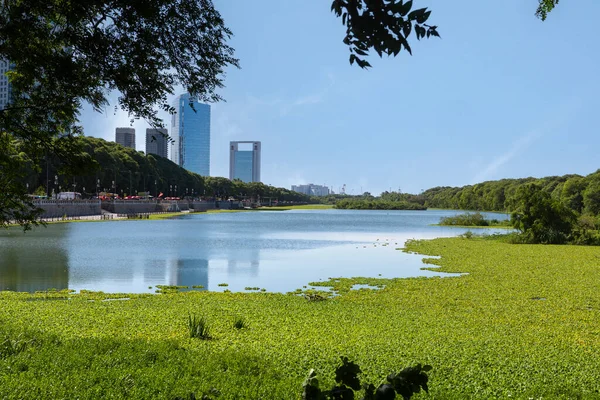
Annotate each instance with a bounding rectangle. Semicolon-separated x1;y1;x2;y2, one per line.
34;200;101;205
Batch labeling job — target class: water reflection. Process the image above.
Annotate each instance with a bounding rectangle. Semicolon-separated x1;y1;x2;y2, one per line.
0;225;69;292
169;259;209;291
0;210;510;293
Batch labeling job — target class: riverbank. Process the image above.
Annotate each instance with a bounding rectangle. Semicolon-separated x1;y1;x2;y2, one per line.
1;236;598;398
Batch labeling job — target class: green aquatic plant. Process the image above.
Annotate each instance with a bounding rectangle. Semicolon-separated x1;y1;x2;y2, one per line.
0;334;31;359
233;317;247;330
188;314;211;340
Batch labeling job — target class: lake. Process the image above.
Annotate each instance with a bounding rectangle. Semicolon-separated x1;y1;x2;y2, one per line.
0;209;509;293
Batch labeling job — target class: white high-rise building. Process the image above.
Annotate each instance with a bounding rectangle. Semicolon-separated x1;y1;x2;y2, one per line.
229;141;261;183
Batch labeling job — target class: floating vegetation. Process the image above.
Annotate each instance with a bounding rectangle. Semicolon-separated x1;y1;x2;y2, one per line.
1;237;599;398
217;283;229;287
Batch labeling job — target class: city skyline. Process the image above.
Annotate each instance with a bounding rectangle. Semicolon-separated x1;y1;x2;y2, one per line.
78;1;600;196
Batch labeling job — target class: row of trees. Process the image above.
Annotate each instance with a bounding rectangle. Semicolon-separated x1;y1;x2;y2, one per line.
421;172;600;216
416;172;600;244
23;136;312;203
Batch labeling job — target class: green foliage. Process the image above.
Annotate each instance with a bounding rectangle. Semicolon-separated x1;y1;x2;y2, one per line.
510;184;576;244
188;314;211;340
335;199;426;211
302;357;431;400
0;133;44;230
33;185;46;196
331;0;440;68
536;0;560;20
460;230;474;239
439;212;489;227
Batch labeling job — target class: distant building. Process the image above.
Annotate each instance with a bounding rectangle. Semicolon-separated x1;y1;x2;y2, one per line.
0;59;13;110
115;127;136;149
146;128;168;158
291;184;330;197
229;141;261;183
170;93;210;176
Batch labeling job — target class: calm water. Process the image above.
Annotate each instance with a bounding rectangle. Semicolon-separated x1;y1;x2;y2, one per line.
0;209;509;293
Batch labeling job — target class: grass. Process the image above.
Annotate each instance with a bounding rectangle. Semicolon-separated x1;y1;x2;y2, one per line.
0;238;599;398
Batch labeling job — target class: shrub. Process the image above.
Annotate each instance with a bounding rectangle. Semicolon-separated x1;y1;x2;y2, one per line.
510;184;576;244
439;212;489;227
302;357;431;400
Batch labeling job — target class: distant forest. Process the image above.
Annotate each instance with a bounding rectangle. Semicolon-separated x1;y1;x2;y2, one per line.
420;172;600;216
322;171;600;217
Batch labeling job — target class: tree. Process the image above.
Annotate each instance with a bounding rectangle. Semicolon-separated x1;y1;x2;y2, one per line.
510;184;576;244
332;0;440;69
0;0;238;228
583;179;600;215
0;0;561;229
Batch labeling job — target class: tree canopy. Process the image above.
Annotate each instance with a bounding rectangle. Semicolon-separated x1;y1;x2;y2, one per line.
0;0;561;228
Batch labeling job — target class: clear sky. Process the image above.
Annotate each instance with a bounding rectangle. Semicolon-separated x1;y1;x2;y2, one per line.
80;0;600;195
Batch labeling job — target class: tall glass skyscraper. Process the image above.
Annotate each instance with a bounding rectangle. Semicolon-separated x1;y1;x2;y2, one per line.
170;93;211;176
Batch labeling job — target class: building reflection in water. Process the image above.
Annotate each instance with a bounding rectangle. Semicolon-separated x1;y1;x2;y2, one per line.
166;259;209;291
226;252;260;277
0;226;69;292
166;248;261;291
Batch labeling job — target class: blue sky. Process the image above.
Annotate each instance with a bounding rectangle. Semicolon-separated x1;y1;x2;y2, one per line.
80;0;600;195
